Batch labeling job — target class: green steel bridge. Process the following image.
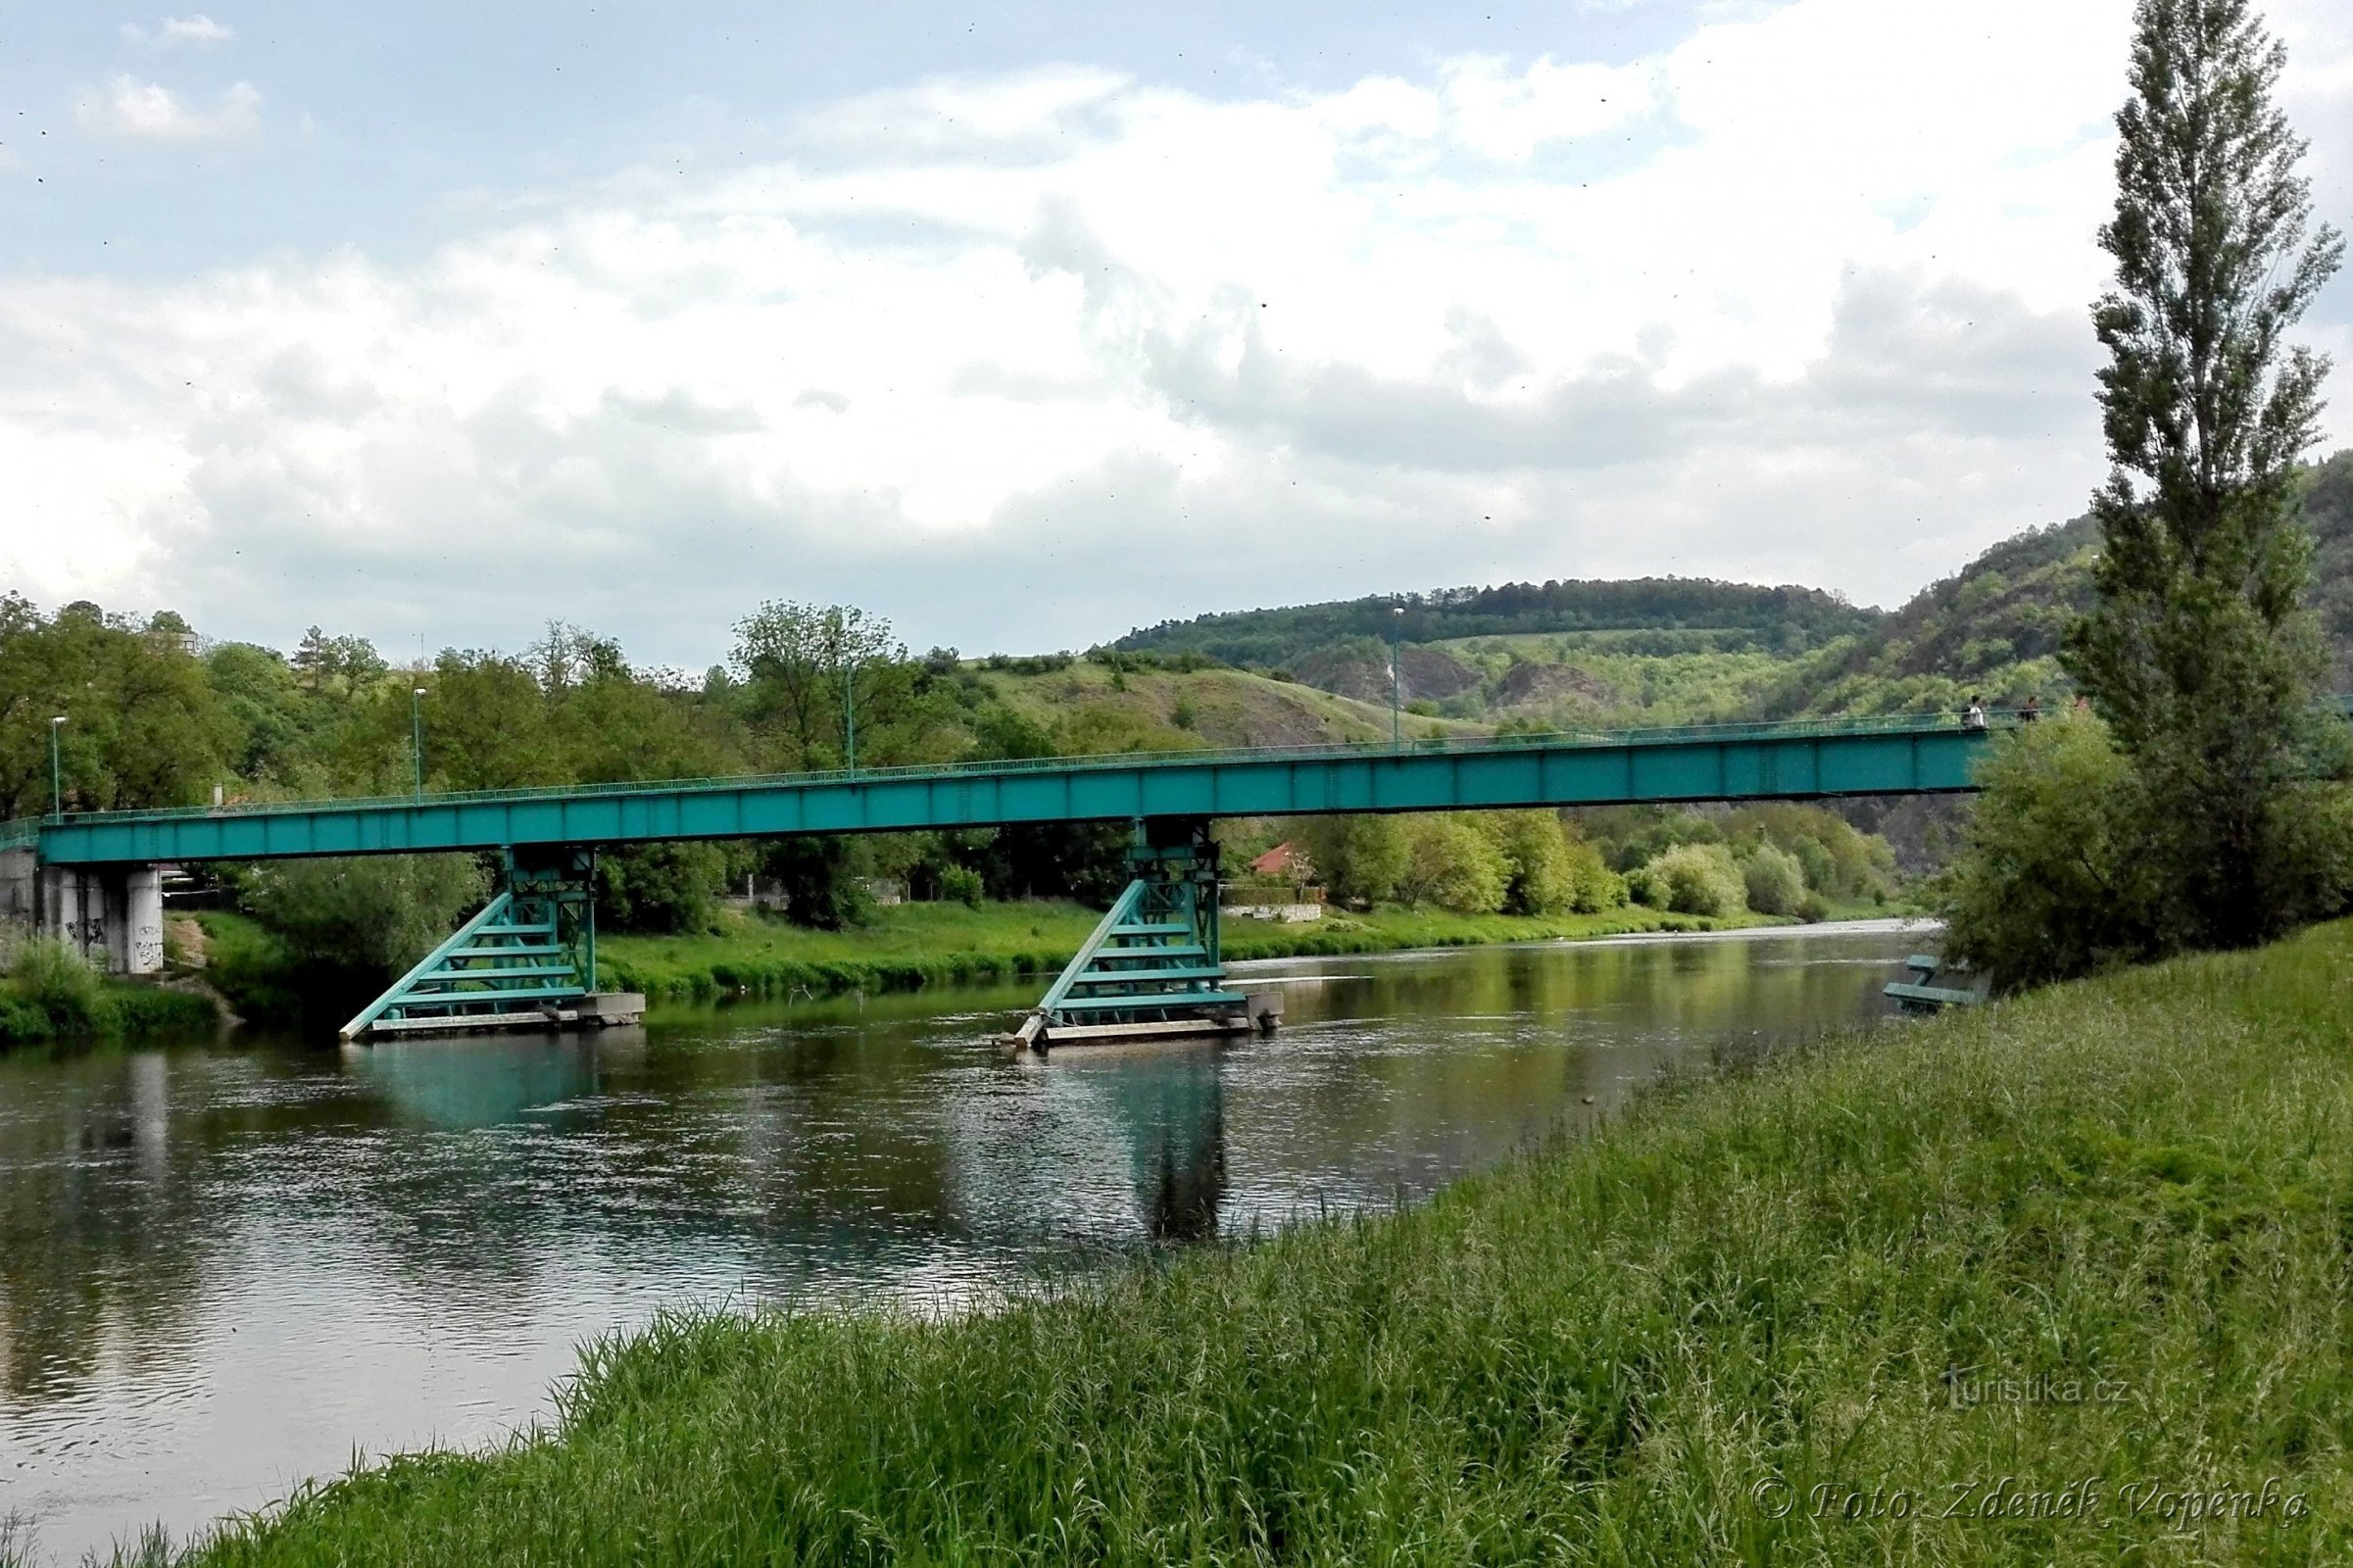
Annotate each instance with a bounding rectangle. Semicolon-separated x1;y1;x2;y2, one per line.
1;710;2003;1041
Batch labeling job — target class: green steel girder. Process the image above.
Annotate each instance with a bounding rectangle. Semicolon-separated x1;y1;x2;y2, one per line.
1035;818;1237;1031
25;721;1990;867
338;847;597;1040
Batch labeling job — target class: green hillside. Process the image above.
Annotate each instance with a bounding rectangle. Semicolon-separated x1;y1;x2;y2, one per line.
1099;449;2353;734
970;660;1483;752
1768;448;2353;715
1114;579;1883;671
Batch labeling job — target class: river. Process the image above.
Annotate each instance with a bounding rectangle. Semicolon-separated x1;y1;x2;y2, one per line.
0;920;1928;1562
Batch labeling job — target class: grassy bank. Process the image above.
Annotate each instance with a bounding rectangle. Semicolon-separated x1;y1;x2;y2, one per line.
0;940;220;1050
140;920;2353;1563
596;900;1761;1004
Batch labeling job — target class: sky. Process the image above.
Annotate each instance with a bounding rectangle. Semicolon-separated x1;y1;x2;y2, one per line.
3;1;2351;670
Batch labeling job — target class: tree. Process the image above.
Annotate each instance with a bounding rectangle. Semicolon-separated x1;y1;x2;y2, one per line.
1486;809;1579;915
235;854;493;981
2065;0;2346;952
1630;843;1746;917
729;602;908;768
1936;717;2167;988
1398;815;1509;913
1297;814;1412;906
1739;843;1808;916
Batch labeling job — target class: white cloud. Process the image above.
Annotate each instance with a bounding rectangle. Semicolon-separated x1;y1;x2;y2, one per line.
9;0;2352;662
75;76;260;140
120;14;235;48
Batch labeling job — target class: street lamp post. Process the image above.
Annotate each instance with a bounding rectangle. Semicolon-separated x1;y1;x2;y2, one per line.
1391;604;1404;751
844;660;858;777
411;688;427;799
49;715;65;818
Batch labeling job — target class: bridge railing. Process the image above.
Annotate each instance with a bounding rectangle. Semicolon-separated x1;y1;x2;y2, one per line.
2;707;2018;840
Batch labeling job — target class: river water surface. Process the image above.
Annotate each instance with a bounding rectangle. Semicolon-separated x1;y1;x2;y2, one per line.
1;921;1927;1561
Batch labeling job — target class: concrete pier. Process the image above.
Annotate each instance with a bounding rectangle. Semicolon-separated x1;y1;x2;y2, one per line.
0;848;166;976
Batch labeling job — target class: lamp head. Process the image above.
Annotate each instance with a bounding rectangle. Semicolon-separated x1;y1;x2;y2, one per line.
414;688;426;698
50;714;65;726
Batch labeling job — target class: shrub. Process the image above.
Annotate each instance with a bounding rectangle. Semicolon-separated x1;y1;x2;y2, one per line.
940;865;985;908
598;843;726;934
1297;815;1412;906
1739;842;1808;916
1635;843;1746;917
6;936;107;1035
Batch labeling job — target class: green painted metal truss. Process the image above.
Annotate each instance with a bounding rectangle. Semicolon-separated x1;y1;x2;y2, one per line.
339;849;597;1039
20;712;1997;868
1030;821;1240;1035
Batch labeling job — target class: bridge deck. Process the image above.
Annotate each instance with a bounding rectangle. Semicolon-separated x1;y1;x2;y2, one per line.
7;712;2000;866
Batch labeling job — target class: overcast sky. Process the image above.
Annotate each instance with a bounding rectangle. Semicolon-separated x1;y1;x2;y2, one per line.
3;1;2350;669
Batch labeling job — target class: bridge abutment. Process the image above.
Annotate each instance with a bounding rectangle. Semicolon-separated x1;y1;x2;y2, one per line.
0;850;166;976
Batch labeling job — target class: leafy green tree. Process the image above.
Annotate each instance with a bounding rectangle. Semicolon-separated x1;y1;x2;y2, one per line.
2064;0;2346;952
0;594;240;817
1631;843;1746;917
409;652;567;791
1739;843;1808;916
597;844;725;933
205;643;313;782
1937;718;2166;987
731;602;918;769
234;854;493;981
1486;809;1579;915
1297;815;1412;906
1398;815;1509;913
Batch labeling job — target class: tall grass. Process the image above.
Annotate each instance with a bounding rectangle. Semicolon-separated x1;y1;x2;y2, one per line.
156;921;2353;1563
6;934;108;1033
0;936;219;1049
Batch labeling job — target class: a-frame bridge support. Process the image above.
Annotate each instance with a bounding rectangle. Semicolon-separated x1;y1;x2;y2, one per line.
341;848;641;1041
1009;817;1281;1052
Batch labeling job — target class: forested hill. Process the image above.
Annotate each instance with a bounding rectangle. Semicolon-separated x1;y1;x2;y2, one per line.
1768;447;2353;715
1113;579;1885;671
1104;450;2353;727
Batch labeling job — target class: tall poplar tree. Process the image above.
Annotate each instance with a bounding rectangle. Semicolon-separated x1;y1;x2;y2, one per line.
2066;0;2344;950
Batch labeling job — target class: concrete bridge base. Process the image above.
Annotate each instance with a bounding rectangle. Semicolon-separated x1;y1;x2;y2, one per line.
0;848;166;976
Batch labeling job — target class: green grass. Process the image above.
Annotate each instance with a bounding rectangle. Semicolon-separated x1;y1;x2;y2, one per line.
0;972;219;1049
597;902;1110;1003
190;911;307;1028
131;916;2353;1563
597;901;1751;1004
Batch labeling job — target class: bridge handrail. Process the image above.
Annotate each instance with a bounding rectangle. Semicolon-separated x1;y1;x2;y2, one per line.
3;708;2016;840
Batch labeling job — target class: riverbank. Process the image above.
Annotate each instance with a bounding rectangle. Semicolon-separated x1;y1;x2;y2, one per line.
596;900;1778;1004
0;950;219;1050
134;920;2353;1564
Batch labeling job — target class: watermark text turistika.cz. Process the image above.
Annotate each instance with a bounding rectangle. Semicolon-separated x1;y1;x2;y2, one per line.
1748;1474;2311;1529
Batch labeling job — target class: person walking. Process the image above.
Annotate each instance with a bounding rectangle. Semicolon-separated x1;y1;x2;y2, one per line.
1962;696;1987;732
2020;694;2040;723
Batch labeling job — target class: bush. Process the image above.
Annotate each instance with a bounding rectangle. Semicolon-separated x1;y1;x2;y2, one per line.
940;865;985;908
1934;716;2159;990
598;843;725;933
6;936;107;1034
1635;843;1747;917
1739;842;1808;916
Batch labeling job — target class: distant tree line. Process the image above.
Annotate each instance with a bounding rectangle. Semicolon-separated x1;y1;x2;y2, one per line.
1112;578;1886;672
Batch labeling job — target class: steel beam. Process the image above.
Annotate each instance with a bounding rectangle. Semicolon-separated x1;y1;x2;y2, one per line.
27;721;1990;867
